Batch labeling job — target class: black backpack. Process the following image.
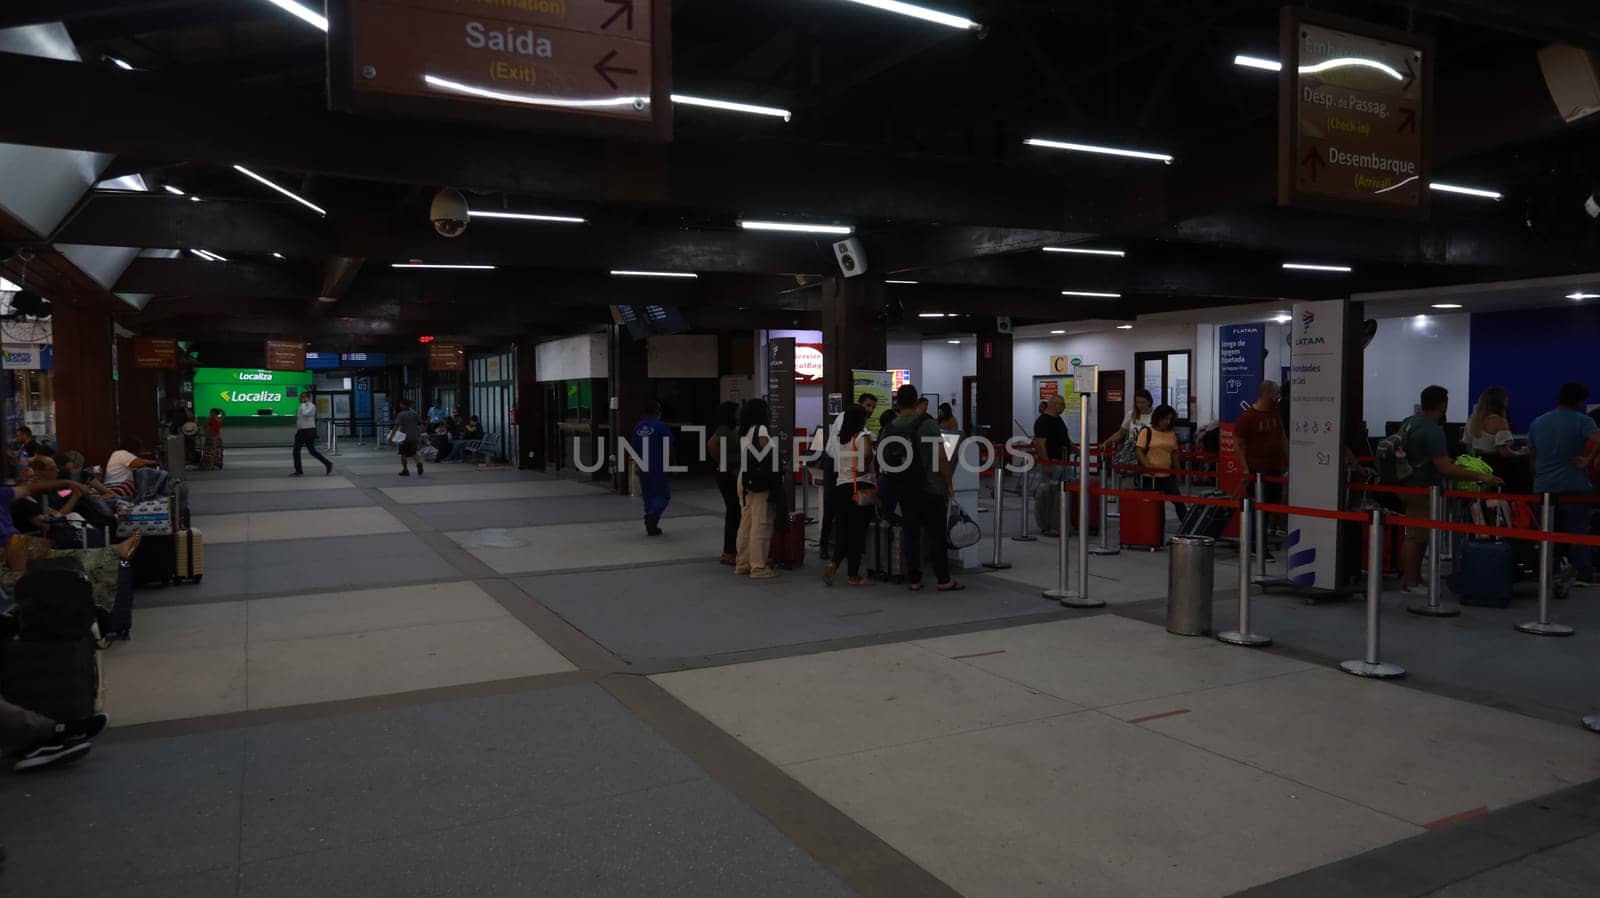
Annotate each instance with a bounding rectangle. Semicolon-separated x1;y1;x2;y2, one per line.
880;418;929;493
15;565;97;641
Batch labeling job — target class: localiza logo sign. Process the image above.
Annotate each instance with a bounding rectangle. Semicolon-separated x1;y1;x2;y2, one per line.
220;390;284;402
236;371;275;381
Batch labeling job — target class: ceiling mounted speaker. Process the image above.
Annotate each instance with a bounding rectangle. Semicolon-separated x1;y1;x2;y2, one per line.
832;237;867;278
996;316;1013;335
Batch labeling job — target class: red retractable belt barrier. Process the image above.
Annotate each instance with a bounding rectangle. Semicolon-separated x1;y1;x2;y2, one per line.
1255;502;1369;523
1387;515;1600;548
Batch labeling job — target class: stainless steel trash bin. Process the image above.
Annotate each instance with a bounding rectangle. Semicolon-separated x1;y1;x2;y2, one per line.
1167;535;1215;636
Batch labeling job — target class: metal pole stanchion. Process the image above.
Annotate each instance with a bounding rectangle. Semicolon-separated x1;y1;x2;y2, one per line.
1408;485;1459;617
1253;473;1267;582
1517;493;1574;637
1219;497;1271;646
1062;392;1104;609
1012;460;1036;542
1042;478;1073;601
1090;452;1120;556
984;464;1012;570
1342;508;1406;678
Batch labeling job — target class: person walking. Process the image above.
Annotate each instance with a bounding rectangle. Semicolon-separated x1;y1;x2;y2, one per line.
290;392;333;477
1135;404;1187;523
707;401;741;565
1529;382;1600;587
631;400;675;537
1398;385;1501;592
734;399;778;579
883;385;961;591
825;404;876;587
389;399;424;477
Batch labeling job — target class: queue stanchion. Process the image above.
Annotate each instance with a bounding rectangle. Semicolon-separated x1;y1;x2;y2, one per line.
1042;477;1073;601
1012;457;1036;542
1061;387;1103;609
1089;456;1120;556
1218;496;1271;647
1517;493;1575;637
1341;507;1406;679
983;463;1012;570
1408;485;1460;618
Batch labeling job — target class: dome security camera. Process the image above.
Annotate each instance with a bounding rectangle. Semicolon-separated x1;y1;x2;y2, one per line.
429;188;470;238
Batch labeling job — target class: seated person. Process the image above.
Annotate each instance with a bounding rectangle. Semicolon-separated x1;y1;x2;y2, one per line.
427;425;452;458
14;426;51;459
0;477;143;613
102;440;155;497
12;457;83;538
0;699;107;774
443;416;484;462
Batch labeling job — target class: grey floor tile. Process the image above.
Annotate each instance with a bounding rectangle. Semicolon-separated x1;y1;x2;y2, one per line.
156;533;458;604
194;489;373;515
0;731;244;895
412;495;711;531
240;780;853;898
97;867;242;898
239;686;705;860
516;561;1050;662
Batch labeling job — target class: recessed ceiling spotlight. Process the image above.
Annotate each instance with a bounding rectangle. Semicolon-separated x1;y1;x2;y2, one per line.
271;252;285;259
1025;138;1174;165
1272;313;1292;323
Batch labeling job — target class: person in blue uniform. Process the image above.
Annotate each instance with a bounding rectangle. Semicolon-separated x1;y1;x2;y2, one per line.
632;401;676;536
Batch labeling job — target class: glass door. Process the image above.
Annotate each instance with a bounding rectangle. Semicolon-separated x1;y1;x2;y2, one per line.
1133;350;1193;425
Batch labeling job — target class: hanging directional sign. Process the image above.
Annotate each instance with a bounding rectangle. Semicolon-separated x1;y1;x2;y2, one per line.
1278;8;1431;217
327;0;671;140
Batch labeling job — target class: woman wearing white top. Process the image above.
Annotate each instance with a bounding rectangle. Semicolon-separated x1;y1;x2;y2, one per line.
1101;389;1155;456
1467;386;1531;492
734;399;778;579
824;405;876;587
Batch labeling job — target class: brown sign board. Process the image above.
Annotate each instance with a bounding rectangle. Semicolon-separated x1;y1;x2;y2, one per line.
265;340;307;371
132;337;178;369
1278;8;1432;217
428;342;465;371
328;0;671;141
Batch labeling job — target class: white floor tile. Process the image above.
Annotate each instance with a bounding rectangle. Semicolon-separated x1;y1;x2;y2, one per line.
195;506;408;545
380;481;599;505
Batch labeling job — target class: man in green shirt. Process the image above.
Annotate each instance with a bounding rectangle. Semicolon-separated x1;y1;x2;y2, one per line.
882;385;961;591
1398;385;1500;592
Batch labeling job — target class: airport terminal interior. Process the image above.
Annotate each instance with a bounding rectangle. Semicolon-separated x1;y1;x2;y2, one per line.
3;1;1600;896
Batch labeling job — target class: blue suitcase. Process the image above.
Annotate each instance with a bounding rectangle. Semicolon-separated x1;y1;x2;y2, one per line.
1454;540;1514;607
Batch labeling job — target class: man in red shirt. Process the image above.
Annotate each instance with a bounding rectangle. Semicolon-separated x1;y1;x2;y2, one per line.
1234;380;1289;511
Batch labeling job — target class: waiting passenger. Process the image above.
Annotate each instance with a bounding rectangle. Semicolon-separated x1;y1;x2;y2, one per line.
13;456;83;539
631;400;674;537
101;439;155;497
0;699;107;773
1466;387;1531;493
442;416;483;463
0;476;142;611
734;399;778;579
1398;385;1502;593
937;402;959;433
707;401;741;566
1528;382;1600;587
1136;404;1187;523
884;384;960;592
1101;388;1154;462
825;404;875;587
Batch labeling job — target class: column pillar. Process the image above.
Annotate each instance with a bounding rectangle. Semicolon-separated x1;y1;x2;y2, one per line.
515;337;545;470
821;276;886;407
974;326;1014;443
53;303;116;464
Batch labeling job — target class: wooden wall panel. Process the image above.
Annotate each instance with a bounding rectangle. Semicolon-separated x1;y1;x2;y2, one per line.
51;304;115;464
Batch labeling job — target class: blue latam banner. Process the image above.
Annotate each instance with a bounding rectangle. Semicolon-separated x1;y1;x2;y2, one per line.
1218;324;1264;423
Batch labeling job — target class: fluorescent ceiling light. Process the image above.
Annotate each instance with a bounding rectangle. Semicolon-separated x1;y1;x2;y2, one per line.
1025;138;1174;165
1042;246;1125;257
1282;262;1352;273
1272;314;1292;323
263;0;328;32
1049;329;1066;335
233;164;326;216
189;196;201;202
671;94;791;121
610;269;698;279
468;209;587;224
424;74;647;110
271;252;285;259
918;312;946;318
391;263;496;270
1233;54;1283;72
1567;292;1600;300
163;185;185;196
886;279;919;285
739;219;854;235
946;339;962;344
1299;57;1403;80
189;249;227;262
1061;290;1121;298
1430;182;1502;201
1116;324;1135;329
836;0;982;31
108;56;134;71
1431;303;1463;309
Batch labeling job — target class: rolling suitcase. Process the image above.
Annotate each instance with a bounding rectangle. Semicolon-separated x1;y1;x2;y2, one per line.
1179;491;1235;539
769;513;806;569
166;434;187;472
1035;477;1063;534
174;528;204;584
1069;483;1100;534
132;534;178;587
0;636;99;723
1119;490;1166;550
101;562;136;638
1452;539;1515;607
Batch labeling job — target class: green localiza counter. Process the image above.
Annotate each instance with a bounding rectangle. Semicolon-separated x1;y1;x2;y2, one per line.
193;367;311;448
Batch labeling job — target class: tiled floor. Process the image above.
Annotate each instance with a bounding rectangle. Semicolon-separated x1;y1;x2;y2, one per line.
4;443;1597;898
